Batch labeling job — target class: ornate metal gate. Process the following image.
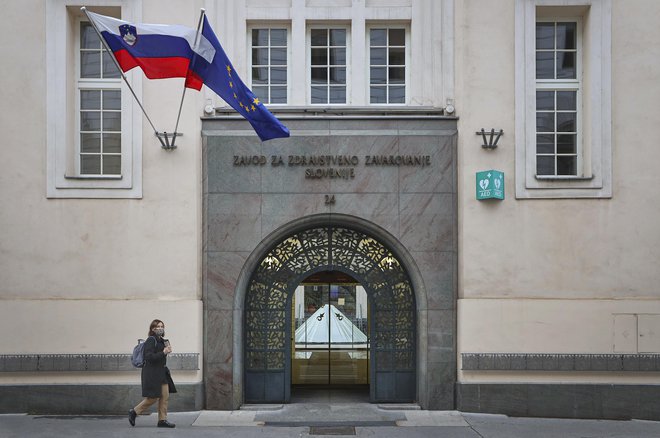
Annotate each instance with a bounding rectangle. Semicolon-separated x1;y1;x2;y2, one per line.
244;226;416;403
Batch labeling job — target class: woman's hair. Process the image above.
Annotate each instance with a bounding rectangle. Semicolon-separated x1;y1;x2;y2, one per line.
148;319;164;337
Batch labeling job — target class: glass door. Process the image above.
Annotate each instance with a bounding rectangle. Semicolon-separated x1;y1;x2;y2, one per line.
291;272;369;386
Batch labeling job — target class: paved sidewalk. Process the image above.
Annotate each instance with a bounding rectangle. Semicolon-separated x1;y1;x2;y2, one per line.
2;406;660;437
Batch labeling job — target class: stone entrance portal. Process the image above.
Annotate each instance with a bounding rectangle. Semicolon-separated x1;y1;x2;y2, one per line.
202;113;457;410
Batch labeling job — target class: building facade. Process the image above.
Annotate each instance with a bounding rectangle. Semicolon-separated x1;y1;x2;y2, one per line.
1;0;659;419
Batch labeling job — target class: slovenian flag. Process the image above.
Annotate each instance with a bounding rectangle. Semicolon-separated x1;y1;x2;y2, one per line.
86;11;289;142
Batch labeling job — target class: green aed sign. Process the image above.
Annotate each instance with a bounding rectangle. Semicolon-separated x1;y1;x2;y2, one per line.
476;170;504;200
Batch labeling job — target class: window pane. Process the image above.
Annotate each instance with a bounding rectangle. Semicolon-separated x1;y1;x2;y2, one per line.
252;48;269;65
536;134;554;154
389;67;405;84
389;48;405;65
557;134;576;154
329;86;346;103
370;48;386;65
536;23;554;50
252;29;269;46
270;48;287;65
556;51;576;79
557;91;576;110
103;155;121;175
270;29;287;46
329;48;345;65
311;86;327;104
252;67;268;84
80;51;101;78
311;29;327;46
81;133;101;153
103;90;121;110
535;51;554;79
370;67;386;84
80;22;100;49
81;111;101;131
103;112;121;131
271;86;287;104
311;67;327;84
536;156;554;175
271;67;287;84
329;29;346;46
370;29;386;46
311;48;327;65
557;112;576;132
81;154;101;174
389;28;405;46
329;67;345;84
557;156;577;175
536;91;554;110
104;133;121;153
389;86;405;103
370;86;387;104
81;90;100;110
102;51;120;78
253;86;268;102
536;112;554;132
556;22;576;50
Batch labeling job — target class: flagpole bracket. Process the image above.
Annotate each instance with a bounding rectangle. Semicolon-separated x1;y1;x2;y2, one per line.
156;132;182;150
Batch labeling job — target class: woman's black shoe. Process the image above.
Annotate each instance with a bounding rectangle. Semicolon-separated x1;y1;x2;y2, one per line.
157;420;176;428
128;409;137;426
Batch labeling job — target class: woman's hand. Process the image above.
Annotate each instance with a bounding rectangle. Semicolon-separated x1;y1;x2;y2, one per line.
163;346;173;355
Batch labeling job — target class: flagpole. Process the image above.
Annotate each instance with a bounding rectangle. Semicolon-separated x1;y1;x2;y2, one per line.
81;7;166;144
171;8;206;146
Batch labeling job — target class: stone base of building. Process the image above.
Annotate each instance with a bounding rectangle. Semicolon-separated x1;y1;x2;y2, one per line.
0;383;204;415
456;383;660;421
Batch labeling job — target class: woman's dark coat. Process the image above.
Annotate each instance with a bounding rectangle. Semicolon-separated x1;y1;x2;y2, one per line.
141;336;177;398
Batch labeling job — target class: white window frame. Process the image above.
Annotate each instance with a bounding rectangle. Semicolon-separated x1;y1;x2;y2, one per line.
247;24;291;106
46;0;142;198
366;24;410;106
307;24;351;106
515;0;612;198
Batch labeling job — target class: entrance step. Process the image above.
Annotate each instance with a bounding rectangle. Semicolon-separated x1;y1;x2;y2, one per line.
240;404;283;411
378;403;421;410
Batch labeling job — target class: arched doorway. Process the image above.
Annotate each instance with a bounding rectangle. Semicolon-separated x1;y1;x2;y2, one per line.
244;226;416;403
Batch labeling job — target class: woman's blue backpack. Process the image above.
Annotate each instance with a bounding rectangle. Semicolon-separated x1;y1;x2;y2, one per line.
131;336;154;368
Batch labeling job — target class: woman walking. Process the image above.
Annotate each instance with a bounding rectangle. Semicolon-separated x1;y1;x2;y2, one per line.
128;319;177;428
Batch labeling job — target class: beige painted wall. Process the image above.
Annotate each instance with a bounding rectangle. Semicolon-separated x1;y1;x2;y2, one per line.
0;300;203;384
455;0;660;373
0;0;202;300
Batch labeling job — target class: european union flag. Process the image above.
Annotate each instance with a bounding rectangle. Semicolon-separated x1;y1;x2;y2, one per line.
186;16;290;141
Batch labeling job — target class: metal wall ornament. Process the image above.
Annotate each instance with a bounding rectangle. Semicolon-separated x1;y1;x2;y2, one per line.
244;226;416;403
476;128;503;149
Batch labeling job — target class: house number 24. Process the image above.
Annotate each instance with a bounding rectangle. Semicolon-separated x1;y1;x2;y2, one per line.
324;195;336;205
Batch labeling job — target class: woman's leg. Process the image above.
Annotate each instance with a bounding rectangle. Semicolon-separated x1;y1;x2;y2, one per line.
134;396;158;414
157;383;170;421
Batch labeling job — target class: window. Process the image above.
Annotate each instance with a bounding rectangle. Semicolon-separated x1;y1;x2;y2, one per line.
78;21;122;176
369;27;406;104
46;0;142;199
249;27;288;104
515;0;612;199
535;20;579;176
309;27;348;104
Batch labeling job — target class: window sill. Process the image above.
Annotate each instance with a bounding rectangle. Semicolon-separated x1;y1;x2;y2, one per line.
535;175;594;181
64;174;123;180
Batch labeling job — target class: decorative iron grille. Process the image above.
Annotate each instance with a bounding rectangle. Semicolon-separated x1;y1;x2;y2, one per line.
244;226;416;403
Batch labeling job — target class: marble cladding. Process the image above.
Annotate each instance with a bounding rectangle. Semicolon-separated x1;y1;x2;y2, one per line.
0;384;203;414
0;354;199;372
456;383;660;421
203;116;458;409
461;353;660;371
